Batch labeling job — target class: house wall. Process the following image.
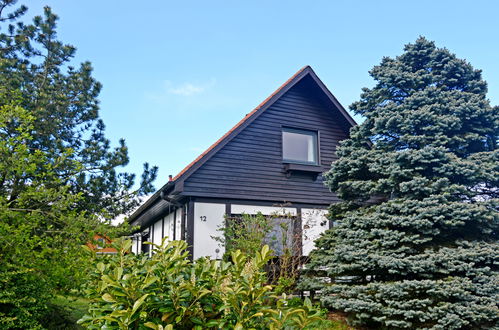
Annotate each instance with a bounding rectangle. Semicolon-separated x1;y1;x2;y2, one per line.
175;207;182;240
147;225;153;257
230;204;328;256
231;204;298;256
132;201;329;258
150;213;173;248
190;201;327;258
153;218;162;246
131;205;183;255
193;202;226;259
162;212;175;242
132;236;140;254
231;204;297;216
182;76;349;205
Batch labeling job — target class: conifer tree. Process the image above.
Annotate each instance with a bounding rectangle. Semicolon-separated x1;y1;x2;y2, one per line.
303;37;498;329
0;1;158;326
0;0;157;218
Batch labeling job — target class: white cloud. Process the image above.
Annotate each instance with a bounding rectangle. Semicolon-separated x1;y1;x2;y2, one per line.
168;83;206;96
146;78;216;102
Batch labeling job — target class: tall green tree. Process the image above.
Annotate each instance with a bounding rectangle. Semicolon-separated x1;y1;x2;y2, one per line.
0;93;101;327
302;37;498;329
0;0;157;218
0;1;157;327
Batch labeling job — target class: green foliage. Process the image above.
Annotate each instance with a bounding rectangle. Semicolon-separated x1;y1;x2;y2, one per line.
214;212;274;256
80;238;325;329
274;276;295;295
214;212;303;294
0;89;115;328
302;37;499;329
0;0;157;218
0;266;49;329
40;295;89;329
0;1;157;327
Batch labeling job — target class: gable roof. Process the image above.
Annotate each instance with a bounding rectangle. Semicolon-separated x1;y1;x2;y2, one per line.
128;66;356;224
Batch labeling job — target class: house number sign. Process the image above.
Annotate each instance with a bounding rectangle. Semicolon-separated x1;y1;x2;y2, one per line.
200;216;207;222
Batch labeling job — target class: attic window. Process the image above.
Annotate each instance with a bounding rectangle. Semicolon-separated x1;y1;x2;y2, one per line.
282;127;318;165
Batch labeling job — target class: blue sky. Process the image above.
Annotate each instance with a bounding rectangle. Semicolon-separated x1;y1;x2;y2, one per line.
28;0;499;188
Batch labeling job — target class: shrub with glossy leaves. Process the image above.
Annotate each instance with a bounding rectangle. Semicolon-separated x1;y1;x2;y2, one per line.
79;238;326;329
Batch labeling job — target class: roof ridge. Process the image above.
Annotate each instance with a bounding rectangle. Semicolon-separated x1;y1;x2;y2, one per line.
172;65;310;181
127;65;351;224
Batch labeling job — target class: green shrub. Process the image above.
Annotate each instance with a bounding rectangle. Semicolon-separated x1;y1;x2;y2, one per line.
0;266;49;329
80;238;325;329
214;212;304;294
213;212;273;256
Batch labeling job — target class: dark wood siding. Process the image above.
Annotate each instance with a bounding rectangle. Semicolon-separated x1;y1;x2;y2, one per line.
183;76;350;205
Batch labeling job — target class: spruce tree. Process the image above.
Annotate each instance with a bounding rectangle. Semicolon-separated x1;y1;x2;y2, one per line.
303;37;498;329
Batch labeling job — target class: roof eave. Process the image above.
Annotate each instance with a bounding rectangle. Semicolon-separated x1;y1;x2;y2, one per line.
127;180;176;224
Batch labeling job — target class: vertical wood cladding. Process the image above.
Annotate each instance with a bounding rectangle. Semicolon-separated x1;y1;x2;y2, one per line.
183;76;350;205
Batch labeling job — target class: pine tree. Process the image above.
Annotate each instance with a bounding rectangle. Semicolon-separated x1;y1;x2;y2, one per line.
0;1;157;218
303;37;498;329
0;2;158;326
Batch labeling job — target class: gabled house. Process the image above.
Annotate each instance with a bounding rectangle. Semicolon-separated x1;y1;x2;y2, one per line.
128;66;356;259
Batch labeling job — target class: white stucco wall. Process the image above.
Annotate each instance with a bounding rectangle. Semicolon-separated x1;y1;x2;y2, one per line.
153;219;163;246
133;204;326;257
146;227;153;257
193;202;226;259
131;206;183;255
148;212;177;250
131;237;139;254
175;208;182;240
138;235;143;254
301;208;329;256
231;204;297;216
164;212;175;242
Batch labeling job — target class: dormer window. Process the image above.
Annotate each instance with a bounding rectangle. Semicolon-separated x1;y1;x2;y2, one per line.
282;127;318;165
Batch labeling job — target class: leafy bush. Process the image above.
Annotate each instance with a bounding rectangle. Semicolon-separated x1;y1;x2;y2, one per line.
0;266;49;329
214;211;304;294
0;2;155;327
0;97;124;328
213;212;273;256
80;238;325;329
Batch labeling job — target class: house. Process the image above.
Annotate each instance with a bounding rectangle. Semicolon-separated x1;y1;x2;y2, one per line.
86;234;118;255
127;66;356;259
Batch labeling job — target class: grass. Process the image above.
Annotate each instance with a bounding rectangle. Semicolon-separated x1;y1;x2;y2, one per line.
40;294;90;329
305;319;354;329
